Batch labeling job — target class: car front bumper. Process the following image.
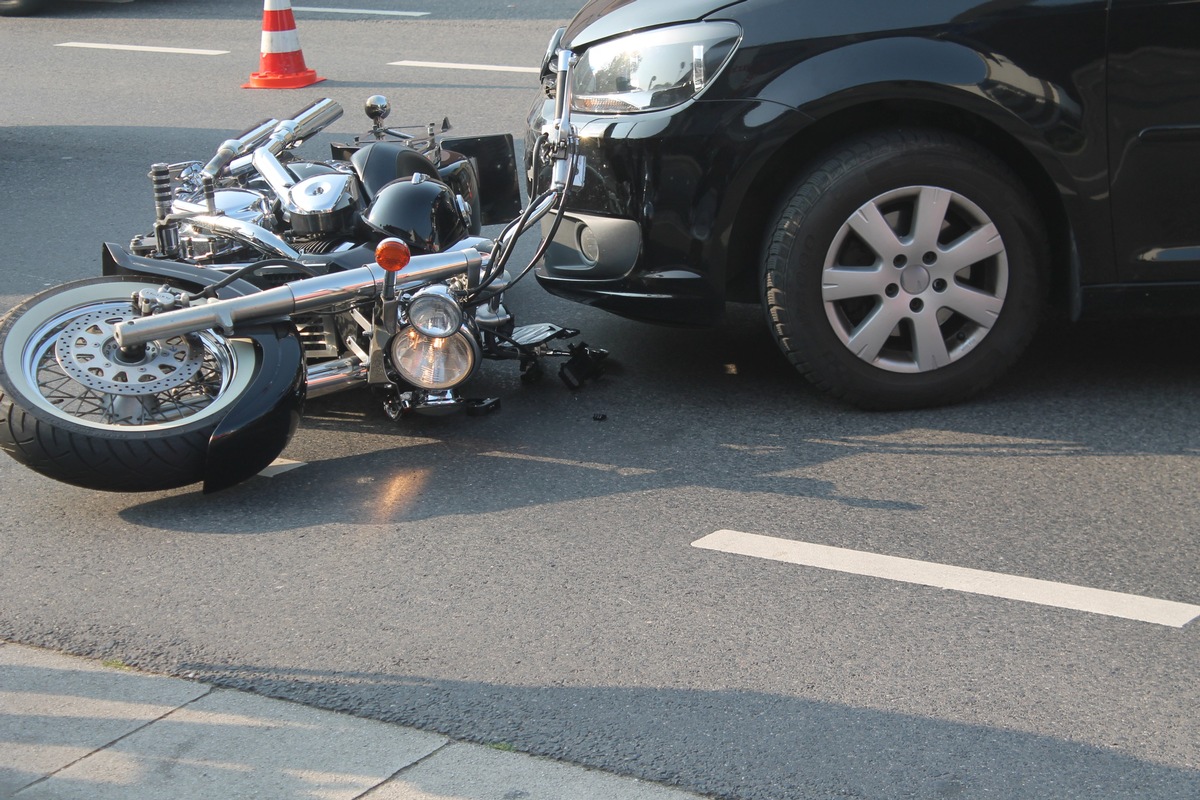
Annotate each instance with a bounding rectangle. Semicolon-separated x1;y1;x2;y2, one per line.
525;94;804;326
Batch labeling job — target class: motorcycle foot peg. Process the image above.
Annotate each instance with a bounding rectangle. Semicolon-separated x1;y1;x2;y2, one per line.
558;342;607;390
466;397;501;416
520;358;545;384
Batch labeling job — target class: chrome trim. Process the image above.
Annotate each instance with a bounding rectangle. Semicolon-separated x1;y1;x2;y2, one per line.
304;356;369;398
114;248;485;347
290;173;356;215
185;215;301;260
252;147;297;196
174;188;272;225
201;118;280;179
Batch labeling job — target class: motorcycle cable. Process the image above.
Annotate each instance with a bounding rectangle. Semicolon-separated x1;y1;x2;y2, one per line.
496;136;578;291
186;257;323;302
465;131;562;300
470;146;554;294
464;131;576;304
462;189;548;304
507;183;572;285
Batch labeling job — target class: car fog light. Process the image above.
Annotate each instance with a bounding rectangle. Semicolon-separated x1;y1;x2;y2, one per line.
407;285;463;338
578;225;600;263
389;327;478;390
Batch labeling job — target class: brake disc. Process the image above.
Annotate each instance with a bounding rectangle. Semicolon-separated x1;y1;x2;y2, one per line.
55;308;205;396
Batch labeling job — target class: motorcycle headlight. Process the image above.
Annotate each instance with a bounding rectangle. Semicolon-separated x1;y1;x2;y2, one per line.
571;21;741;114
390;327;479;390
406;285;463;338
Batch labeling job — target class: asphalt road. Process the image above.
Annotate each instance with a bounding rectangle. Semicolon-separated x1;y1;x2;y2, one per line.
2;3;1199;799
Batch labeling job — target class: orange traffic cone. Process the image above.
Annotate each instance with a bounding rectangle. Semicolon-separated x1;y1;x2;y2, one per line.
243;0;324;89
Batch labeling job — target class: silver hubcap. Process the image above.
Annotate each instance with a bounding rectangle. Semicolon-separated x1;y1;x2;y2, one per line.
822;185;1008;373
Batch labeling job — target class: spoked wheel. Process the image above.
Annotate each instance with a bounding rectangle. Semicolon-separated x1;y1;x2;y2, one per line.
763;128;1046;409
0;277;259;491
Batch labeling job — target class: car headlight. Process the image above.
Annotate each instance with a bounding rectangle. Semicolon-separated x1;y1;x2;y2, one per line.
390;327;479;390
406;285;463;338
571;21;741;114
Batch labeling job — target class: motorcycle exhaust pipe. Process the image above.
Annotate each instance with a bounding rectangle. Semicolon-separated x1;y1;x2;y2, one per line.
114;248;485;348
305;356;369;398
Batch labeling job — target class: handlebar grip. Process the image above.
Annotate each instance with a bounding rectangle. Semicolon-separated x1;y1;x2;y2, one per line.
261;98;344;157
200;139;243;180
235;118;282;153
290;98;343;143
200;118;280;179
198;97;341;181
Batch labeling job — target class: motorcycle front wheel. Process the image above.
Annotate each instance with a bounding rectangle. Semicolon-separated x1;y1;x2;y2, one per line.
0;277;260;491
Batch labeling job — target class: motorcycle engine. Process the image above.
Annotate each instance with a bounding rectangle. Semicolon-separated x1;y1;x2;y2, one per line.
284;169;358;236
132;160;363;263
170;188;275;261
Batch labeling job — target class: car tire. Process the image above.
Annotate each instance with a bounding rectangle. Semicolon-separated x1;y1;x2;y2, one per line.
762;128;1046;409
0;0;46;16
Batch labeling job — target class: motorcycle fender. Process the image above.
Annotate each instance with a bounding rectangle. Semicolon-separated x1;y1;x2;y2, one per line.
203;321;306;494
101;242;264;298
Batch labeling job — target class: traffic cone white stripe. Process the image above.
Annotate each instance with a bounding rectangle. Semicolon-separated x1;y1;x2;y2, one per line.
243;0;323;89
260;29;301;54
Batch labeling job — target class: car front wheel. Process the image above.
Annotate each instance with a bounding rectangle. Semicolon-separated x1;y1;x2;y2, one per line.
763;128;1047;409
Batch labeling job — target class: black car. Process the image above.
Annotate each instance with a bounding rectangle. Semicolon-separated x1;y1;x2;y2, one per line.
526;0;1200;409
0;0;44;13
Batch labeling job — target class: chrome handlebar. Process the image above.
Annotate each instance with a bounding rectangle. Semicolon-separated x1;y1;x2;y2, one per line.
124;53;579;347
201;98;344;180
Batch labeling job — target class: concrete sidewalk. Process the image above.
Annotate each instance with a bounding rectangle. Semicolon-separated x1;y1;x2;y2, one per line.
0;642;707;799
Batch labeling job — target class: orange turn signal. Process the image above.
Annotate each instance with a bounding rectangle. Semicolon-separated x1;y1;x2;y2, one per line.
375;237;412;273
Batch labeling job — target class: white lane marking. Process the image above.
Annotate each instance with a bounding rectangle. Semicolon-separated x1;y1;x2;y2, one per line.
258;458;306;478
692;530;1200;628
389;60;540;74
479;451;655;476
55;42;229;56
294;6;431;16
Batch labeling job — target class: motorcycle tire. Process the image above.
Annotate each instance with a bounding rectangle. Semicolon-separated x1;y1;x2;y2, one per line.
0;277;262;492
762;128;1046;410
0;0;47;16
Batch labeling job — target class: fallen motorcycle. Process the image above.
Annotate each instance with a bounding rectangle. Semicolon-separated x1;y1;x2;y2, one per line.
0;49;599;493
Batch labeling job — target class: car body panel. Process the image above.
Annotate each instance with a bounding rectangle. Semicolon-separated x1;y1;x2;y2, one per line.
563;0;745;48
1107;0;1200;283
530;0;1126;324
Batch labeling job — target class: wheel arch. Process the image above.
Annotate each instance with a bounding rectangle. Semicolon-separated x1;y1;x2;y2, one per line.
723;98;1079;318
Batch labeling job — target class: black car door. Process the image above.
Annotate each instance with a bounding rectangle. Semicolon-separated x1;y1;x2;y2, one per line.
1107;0;1200;282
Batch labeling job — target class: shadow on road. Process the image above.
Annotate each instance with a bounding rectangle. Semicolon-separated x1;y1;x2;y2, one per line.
116;305;1200;534
6;655;1192;800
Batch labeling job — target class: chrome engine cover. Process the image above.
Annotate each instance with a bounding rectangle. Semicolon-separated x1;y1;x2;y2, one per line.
172;188;275;261
173;188;272;225
287;172;358;235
